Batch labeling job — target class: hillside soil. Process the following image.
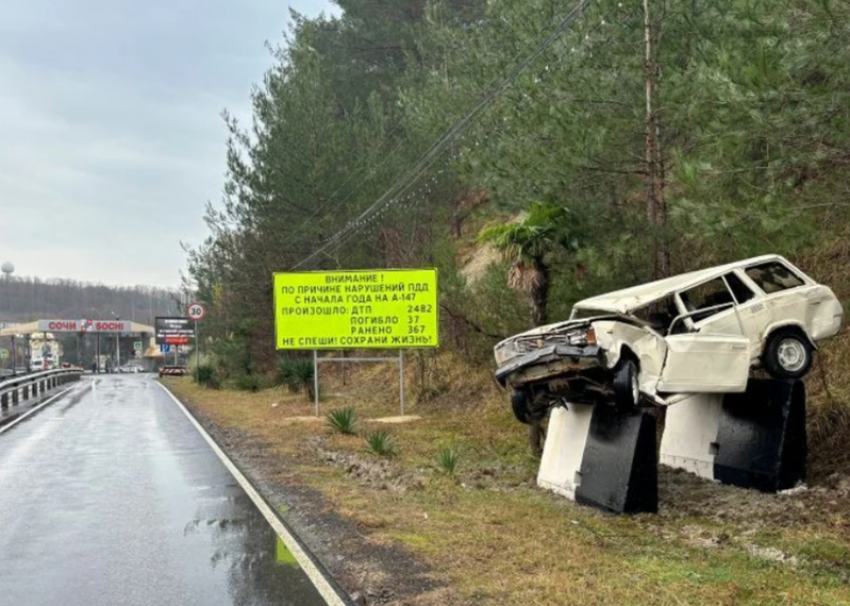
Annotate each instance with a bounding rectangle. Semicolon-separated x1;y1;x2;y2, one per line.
163;345;850;606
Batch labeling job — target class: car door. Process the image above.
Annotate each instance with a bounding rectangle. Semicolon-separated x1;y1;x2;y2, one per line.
656;332;750;393
657;277;751;393
722;270;772;356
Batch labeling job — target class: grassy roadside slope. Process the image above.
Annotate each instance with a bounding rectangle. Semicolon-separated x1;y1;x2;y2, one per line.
164;345;850;606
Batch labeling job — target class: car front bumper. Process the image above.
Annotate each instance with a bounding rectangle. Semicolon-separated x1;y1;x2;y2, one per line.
495;344;601;386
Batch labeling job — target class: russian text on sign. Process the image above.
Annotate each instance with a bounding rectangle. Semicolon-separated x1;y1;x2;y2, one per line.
273;269;438;351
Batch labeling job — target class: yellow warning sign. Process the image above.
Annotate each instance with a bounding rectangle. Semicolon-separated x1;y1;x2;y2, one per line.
273;269;439;350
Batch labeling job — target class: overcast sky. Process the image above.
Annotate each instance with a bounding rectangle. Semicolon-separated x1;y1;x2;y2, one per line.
0;0;338;288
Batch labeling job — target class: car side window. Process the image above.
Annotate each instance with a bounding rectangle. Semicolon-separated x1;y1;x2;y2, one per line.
678;278;734;323
745;262;805;294
724;272;756;304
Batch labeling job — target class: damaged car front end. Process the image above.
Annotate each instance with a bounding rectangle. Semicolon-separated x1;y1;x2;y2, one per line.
494;321;602;386
495;317;646;423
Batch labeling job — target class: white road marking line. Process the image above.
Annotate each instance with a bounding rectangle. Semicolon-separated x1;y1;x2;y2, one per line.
0;383;84;436
155;382;349;606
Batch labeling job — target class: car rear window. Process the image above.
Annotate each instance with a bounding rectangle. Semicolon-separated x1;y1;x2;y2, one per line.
745;262;805;294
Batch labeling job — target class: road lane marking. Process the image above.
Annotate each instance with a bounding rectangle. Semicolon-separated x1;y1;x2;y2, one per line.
155;381;351;606
0;383;84;437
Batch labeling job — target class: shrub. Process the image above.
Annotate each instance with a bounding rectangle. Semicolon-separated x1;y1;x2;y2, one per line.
234;374;263;392
365;430;397;458
326;407;357;435
195;364;220;389
276;358;315;397
436;446;459;475
211;334;254;380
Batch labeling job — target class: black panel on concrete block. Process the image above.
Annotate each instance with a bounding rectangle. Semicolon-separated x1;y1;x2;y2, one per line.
714;379;806;493
575;405;658;514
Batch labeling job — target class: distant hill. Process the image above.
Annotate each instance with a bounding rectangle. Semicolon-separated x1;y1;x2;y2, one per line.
0;277;180;326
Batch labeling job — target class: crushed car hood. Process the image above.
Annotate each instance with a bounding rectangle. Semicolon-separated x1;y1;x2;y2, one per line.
496;319;593;347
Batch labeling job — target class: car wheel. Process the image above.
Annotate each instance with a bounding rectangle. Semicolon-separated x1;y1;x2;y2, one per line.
763;329;813;379
612;358;640;411
511;388;532;424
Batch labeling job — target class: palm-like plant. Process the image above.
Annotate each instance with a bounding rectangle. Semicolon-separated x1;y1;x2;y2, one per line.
480;203;580;458
479;203;577;326
327;407;357;435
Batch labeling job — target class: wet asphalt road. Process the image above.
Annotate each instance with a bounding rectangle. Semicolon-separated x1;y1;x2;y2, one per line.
0;375;328;606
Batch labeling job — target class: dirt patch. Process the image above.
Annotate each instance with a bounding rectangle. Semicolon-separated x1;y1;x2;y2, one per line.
311;436;427;493
658;467;850;536
372;416;422;424
460;243;500;284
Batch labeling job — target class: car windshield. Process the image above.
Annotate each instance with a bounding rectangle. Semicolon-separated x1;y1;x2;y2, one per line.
570;308;617;320
629;296;680;332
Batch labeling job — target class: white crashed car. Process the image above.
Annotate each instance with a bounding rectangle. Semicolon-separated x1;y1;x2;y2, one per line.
495;255;843;424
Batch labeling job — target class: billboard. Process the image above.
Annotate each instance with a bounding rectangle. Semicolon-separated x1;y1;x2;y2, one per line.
273;269;438;350
155;317;194;345
36;319;132;333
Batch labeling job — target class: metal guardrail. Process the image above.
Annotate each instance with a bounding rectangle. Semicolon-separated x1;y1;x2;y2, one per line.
0;368;84;410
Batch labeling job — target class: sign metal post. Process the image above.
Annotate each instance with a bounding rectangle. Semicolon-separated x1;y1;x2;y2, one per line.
399;350;405;416
195;321;199;379
313;350;319;417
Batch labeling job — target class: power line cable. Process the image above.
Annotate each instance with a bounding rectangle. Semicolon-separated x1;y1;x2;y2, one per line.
311;1;638;263
292;0;596;269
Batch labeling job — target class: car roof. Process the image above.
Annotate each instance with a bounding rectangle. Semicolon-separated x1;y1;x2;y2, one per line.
573;254;790;314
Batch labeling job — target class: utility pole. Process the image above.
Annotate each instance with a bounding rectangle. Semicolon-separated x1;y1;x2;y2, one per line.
643;0;669;279
115;316;121;369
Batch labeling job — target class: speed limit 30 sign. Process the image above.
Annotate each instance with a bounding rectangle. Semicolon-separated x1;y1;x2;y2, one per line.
187;302;206;321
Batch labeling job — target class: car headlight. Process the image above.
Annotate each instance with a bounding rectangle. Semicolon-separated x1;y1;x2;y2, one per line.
494;341;521;366
568;327;597;346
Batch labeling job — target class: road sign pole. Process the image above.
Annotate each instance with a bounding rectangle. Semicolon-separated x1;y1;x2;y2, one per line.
195;320;200;382
313;350;319;418
399;350;405;416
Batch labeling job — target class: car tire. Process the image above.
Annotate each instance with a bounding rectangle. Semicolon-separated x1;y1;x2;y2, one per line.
763;329;813;380
511;388;532;424
612;358;640;411
512;388;552;424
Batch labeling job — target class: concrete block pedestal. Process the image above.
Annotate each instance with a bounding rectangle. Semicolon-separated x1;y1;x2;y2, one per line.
660;379;807;493
538;404;658;514
539;379;807;515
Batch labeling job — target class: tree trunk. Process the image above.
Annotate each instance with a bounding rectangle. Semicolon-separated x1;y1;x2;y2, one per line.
530;257;550;327
529;257;550;456
529;421;545;458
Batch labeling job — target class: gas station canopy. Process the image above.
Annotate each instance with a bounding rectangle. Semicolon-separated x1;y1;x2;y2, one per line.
0;319;155;337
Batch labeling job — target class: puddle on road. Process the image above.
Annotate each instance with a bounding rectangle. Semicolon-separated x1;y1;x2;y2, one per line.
275;536;300;569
